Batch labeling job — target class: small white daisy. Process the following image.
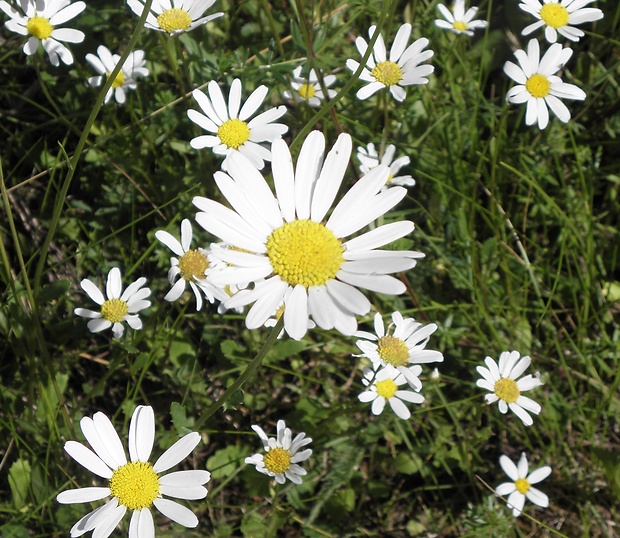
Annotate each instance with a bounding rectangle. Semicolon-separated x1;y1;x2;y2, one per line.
155;219;229;311
85;45;149;105
0;0;85;66
57;405;210;536
357;143;416;189
283;65;337;108
188;78;288;171
519;0;604;43
346;23;434;102
127;0;223;36
435;0;488;36
504;38;586;130
74;267;151;339
244;420;312;485
195;131;424;340
496;452;552;517
476;350;543;426
358;364;424;420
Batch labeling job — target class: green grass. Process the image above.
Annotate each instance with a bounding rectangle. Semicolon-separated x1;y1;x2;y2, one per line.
1;0;620;536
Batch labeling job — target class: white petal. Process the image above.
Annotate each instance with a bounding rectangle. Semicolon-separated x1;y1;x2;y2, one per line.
153;432;200;473
80;417;122;470
56;487;111;504
152;498;198;528
128;405;154;462
63;442;113;479
294;131;325;220
284;284;309;340
155;230;184;256
81;279;105;305
106;267;122;299
239;85;269;121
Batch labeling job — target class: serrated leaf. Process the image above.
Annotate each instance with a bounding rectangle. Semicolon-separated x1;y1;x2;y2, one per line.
170;402;194;434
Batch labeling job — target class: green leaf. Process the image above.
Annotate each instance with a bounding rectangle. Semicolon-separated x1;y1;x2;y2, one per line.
395;452;423;475
207;445;250;480
592;448;620;501
170;402;194;434
8;459;31;509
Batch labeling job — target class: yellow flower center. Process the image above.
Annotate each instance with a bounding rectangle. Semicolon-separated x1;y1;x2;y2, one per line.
109;462;160;510
263;447;291;475
298;83;316;100
375;378;398;399
100;298;129;323
217;118;251;150
494;378;520;403
266;219;344;288
178;249;209;282
377;335;409;367
539;3;569;28
157;8;192;33
525;74;551;98
453;21;468;31
26;16;53;39
371;61;403;87
108;71;126;89
386;173;394;185
274;305;285;320
515;477;531;495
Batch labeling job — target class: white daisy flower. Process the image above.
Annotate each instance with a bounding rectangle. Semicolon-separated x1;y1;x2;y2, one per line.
496;452;552;517
127;0;223;36
346;23;434;102
476;350;543;426
504;38;586;130
0;0;85;66
244;420;312;485
358;364;424;420
519;0;604;43
74;267;151;339
85;45;149;105
188;78;288;171
283;65;337;108
357;143;416;189
434;0;488;36
155;219;229;311
194;130;424;340
57;405;210;536
355;311;443;389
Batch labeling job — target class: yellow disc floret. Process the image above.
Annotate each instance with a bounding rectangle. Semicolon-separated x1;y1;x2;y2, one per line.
178;249;209;282
263;447;291;475
526;74;551;98
266;219;344;288
377;335;410;367
26;16;53;39
515;477;531;495
109;71;126;89
109;462;160;510
298;83;316;100
371;61;403;87
157;8;192;33
453;21;468;32
375;378;398;399
494;378;520;403
539;4;569;28
218;118;251;149
100;298;129;323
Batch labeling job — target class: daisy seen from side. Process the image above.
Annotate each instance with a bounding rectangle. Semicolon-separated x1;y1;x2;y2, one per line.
127;0;223;36
56;405;211;537
283;65;337;108
346;23;434;102
357;143;416;189
434;0;488;36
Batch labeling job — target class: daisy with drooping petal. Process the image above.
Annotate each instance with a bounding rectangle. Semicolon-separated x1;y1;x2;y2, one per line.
194;130;424;340
346;23;434;102
127;0;223;36
74;267;151;338
496;452;552;517
188;78;288;171
476;350;543;426
504;38;586;130
57;405;210;537
155;219;229;311
283;65;337;108
244;420;312;484
434;0;488;36
86;45;149;105
0;0;85;66
357;143;416;189
519;0;604;43
358;365;424;420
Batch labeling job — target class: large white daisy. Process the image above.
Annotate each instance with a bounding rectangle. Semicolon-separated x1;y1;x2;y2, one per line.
0;0;85;66
193;131;423;340
434;0;488;36
57;405;210;537
126;0;223;36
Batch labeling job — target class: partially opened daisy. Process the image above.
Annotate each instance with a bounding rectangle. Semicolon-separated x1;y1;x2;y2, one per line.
358;365;424;420
283;65;337;108
245;420;312;484
476;350;543;426
346;23;434;102
435;0;488;36
0;0;85;66
86;45;149;105
519;0;604;43
357;143;416;189
504;39;586;130
194;131;423;340
127;0;223;36
74;267;151;338
188;78;288;171
57;405;210;536
155;219;229;311
496;452;551;517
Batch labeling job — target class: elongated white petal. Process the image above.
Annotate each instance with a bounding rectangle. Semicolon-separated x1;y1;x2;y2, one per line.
57;487;111;504
128;405;155;462
153;432;200;473
153;498;198;528
64;441;113;479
